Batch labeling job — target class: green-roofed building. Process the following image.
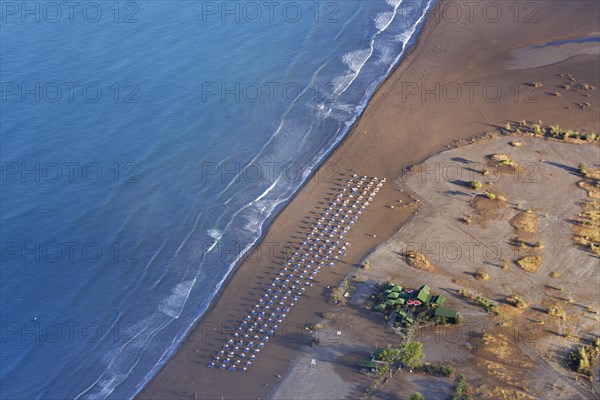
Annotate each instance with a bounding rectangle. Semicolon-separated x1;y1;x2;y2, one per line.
416;285;431;303
374;303;387;312
431;294;446;307
393;298;406;305
387;291;400;299
384;300;396;306
434;307;459;320
390;284;403;293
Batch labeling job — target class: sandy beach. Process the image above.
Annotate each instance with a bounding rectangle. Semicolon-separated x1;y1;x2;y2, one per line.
140;1;599;399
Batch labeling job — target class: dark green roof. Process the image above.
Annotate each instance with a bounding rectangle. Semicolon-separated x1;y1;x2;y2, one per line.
432;295;446;306
416;290;430;303
390;285;403;293
358;360;379;368
435;307;459;318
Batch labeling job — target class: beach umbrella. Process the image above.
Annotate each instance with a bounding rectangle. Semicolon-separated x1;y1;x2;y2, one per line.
374;303;386;312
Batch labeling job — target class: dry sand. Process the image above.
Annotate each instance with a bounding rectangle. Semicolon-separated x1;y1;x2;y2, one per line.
355;136;599;399
140;1;599;399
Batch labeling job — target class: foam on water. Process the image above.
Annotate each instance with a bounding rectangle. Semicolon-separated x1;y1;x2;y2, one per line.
1;0;435;398
158;280;195;319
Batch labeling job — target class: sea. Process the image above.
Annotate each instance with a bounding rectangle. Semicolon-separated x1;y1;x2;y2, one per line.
0;0;433;398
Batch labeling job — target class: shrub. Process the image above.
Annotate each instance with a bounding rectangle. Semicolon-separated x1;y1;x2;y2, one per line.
476;295;500;315
469;181;482;190
578;162;588;176
409;393;425;400
363;260;371;270
330;278;350;304
483;190;496;200
415;362;456;376
507;295;527;309
548;303;567;320
473;268;490;280
566;338;600;377
451;374;473;400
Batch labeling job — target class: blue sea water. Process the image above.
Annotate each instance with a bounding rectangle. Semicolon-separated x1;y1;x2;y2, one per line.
0;0;432;398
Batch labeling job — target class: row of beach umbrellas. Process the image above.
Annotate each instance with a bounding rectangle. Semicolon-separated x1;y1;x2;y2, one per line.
208;175;385;371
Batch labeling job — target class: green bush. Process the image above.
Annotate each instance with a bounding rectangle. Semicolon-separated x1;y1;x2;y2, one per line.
567;338;600;377
451;374;473;400
469;181;482;190
414;362;456;376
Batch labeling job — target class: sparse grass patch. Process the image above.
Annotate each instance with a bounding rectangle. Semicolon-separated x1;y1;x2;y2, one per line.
572;202;600;254
310;322;324;330
517;255;542;272
330;278;350;305
406;251;433;271
491;154;518;168
548;303;567;320
510;210;538;233
550;271;561;278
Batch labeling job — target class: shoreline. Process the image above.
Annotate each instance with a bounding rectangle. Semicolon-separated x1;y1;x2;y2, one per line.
135;8;441;399
140;1;599;398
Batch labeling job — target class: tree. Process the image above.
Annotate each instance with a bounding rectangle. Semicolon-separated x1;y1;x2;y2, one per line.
398;341;424;368
377;345;401;365
409;393;425;400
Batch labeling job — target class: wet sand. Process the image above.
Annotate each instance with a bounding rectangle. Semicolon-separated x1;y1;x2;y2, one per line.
140;1;599;399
